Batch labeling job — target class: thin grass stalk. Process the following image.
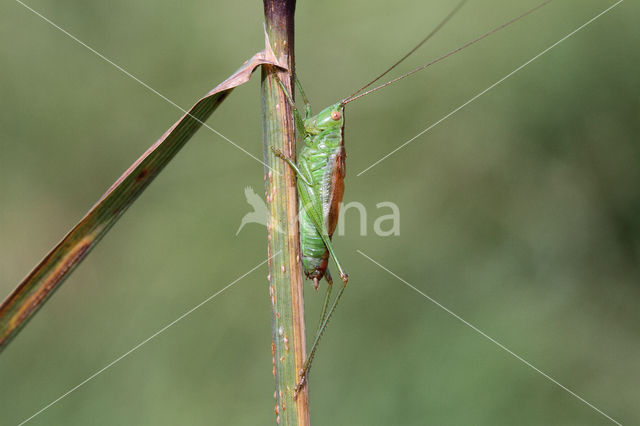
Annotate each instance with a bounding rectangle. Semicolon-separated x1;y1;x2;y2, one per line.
262;0;310;424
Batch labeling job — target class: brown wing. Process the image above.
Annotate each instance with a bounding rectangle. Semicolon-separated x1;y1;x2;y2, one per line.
325;147;346;237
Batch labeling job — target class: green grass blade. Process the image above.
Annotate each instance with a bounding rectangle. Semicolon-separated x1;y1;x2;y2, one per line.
0;43;282;353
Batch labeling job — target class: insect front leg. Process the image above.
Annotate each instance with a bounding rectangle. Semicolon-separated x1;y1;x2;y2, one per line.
274;75;306;137
293;75;312;120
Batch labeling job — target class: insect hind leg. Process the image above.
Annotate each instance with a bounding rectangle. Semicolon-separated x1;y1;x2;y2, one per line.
294;270;347;399
320;234;348;283
317;270;333;330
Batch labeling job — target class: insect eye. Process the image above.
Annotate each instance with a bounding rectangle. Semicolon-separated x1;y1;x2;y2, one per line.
331;111;341;121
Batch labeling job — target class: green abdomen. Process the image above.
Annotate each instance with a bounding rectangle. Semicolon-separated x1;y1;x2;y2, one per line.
299;203;328;279
298;131;345;280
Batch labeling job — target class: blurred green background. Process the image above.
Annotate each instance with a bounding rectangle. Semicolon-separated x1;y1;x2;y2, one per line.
1;0;638;424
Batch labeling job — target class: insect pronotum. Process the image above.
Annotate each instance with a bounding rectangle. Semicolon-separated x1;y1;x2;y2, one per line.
271;0;554;397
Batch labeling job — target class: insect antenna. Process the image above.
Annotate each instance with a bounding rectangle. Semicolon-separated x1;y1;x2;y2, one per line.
343;0;468;103
342;0;553;105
